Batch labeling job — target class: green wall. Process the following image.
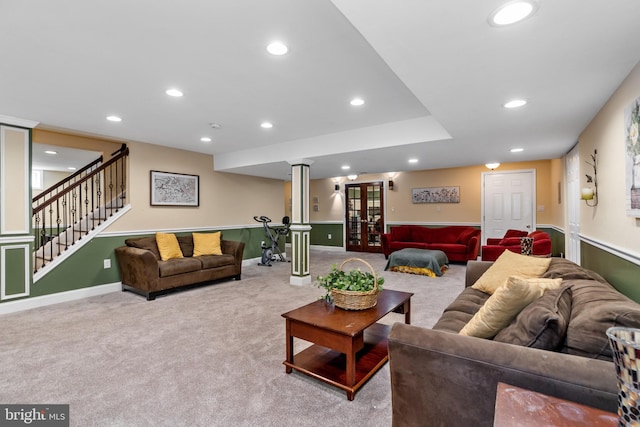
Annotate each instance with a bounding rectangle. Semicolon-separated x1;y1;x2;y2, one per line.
539;227;565;257
309;223;343;247
581;242;640;303
31;236;125;297
1;244;29;296
15;223;640;306
19;226;267;300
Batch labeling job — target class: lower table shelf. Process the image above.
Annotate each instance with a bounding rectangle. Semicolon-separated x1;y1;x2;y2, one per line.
283;323;390;397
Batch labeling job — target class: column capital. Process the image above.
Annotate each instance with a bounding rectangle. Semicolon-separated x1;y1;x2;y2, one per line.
287;159;314;167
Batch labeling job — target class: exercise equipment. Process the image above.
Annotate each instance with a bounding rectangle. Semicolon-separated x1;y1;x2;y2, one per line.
253;215;291;266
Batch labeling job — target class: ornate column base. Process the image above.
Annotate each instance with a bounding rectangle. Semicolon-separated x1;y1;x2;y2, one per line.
289;224;312;285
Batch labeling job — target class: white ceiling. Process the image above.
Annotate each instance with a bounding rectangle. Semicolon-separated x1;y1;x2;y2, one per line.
2;1;639;180
32;144;102;172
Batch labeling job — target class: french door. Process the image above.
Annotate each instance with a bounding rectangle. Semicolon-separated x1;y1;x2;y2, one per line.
345;181;384;253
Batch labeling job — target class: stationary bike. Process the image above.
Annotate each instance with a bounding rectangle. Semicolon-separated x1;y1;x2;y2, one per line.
253;215;291;266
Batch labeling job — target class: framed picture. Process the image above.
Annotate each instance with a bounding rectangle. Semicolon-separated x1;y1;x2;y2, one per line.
625;96;640;216
150;170;199;207
412;186;460;204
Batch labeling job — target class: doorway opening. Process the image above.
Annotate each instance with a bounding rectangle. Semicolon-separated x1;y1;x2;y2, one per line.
482;169;536;245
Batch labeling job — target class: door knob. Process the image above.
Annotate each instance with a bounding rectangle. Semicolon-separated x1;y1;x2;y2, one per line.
526;225;531;228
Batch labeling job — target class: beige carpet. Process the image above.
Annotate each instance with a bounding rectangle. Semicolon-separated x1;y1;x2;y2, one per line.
0;249;465;427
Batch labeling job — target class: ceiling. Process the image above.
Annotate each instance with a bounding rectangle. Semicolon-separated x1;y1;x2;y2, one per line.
2;1;639;180
32;144;102;173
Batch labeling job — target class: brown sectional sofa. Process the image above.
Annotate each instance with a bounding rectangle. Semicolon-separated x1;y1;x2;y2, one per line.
115;235;244;300
381;225;480;262
388;258;640;426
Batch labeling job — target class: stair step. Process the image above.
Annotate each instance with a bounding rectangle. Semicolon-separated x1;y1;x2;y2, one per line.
33;192;127;273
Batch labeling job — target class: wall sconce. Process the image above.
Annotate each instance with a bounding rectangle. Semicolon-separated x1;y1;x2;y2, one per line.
388;180;394;191
485;162;500;170
334;183;340;192
582;149;598;207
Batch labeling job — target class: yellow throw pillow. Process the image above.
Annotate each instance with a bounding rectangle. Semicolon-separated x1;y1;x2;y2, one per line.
460;276;563;339
472;250;551;295
155;232;184;261
193;231;222;256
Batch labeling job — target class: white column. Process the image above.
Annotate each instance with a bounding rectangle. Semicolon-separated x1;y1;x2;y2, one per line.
0;115;38;301
288;160;313;285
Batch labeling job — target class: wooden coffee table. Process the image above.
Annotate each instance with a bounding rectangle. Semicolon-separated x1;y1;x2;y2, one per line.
281;289;413;400
494;382;617;426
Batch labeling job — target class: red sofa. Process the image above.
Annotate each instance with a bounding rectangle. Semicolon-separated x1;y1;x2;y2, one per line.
381;225;480;262
481;230;552;261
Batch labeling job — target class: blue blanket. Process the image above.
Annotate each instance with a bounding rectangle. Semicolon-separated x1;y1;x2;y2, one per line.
384;248;449;277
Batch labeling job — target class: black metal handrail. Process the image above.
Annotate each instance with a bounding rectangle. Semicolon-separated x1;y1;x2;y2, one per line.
33;146;129;273
32;156;103;204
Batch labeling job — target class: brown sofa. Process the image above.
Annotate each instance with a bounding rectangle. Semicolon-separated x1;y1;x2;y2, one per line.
115;235;244;300
388;258;640;426
381;225;480;262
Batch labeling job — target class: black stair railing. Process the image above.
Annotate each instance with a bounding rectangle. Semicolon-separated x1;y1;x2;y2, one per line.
32;145;129;273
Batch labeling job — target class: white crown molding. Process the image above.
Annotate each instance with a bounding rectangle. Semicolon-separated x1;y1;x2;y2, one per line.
0;115;39;128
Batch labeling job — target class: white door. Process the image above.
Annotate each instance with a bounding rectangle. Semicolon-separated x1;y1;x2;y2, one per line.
482;170;536;245
565;146;580;263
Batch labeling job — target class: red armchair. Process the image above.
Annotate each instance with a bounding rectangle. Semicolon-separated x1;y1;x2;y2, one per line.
481;230;552;261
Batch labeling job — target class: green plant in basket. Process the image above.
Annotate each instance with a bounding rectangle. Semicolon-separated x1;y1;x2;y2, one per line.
316;262;384;303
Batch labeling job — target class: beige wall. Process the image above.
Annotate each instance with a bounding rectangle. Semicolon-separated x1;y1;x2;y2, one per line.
33;129;123;161
302;159;562;227
1;127;29;233
107;140;284;231
34;130;285;232
32;170;71;197
578;61;640;254
549;158;565;227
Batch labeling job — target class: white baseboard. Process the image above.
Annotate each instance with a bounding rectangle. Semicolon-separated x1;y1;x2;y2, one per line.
0;282;121;316
310;244;346;252
243;257;262;266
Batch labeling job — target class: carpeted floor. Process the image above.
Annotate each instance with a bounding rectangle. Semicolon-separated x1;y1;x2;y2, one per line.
0;249;465;427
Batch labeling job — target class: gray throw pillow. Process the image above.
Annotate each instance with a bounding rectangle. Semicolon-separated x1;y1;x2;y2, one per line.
493;285;572;349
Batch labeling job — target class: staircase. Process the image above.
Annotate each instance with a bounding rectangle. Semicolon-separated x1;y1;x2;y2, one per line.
32;145;129;277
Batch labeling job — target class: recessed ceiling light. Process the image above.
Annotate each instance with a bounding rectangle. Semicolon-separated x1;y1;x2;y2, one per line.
44;150;57;155
266;41;288;56
341;165;350;170
67;167;77;171
260;122;273;129
166;88;183;97
209;123;222;129
200;137;212;142
106;115;122;122
408;158;419;164
510;148;524;153
503;99;527;109
350;98;365;106
489;0;538;26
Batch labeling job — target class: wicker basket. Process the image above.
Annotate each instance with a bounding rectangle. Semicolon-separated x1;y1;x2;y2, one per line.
330;258;379;310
